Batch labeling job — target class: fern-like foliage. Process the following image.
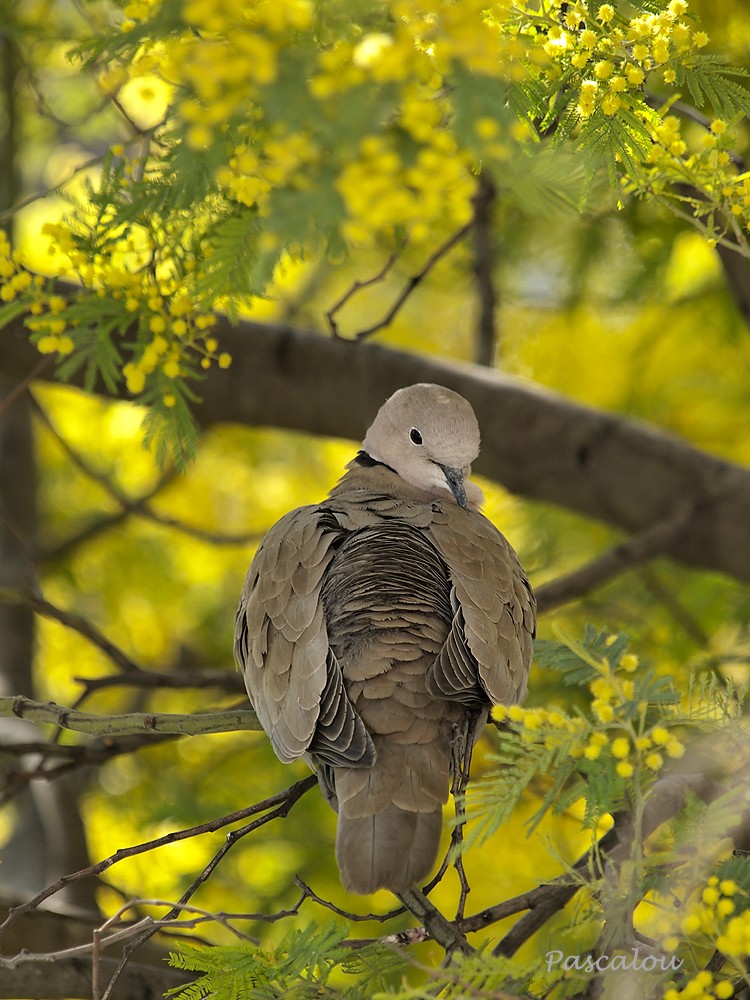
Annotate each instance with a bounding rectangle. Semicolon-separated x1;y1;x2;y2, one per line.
677;55;750;119
166;922;405;999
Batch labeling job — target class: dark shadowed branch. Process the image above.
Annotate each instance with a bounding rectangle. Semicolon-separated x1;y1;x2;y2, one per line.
4;303;750;586
471;175;498;367
534;496;699;613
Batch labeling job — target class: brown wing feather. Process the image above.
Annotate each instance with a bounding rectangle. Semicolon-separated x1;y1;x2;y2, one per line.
234;506;374;767
427;504;536;705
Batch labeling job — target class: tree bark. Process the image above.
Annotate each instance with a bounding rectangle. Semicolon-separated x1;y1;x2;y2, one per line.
0;954;191;999
0;35;98;919
3;306;750;584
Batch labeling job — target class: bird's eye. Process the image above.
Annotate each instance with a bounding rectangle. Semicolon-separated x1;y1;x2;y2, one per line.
409;427;423;446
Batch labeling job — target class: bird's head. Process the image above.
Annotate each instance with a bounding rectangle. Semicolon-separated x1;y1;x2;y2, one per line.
361;383;483;509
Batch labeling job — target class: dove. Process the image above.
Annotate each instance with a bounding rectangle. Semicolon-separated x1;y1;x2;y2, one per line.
234;383;535;895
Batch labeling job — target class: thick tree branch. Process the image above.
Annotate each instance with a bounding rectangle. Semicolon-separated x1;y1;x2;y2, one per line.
4;304;750;585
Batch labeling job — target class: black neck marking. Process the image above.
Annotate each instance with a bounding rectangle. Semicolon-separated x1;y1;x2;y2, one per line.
354;450;398;476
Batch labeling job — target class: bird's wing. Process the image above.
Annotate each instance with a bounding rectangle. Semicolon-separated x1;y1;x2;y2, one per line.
234;505;374;767
428;505;536;705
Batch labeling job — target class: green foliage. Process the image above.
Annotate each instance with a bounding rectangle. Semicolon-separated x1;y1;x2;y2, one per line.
2;1;750;463
158;627;750;1000
166;921;406;999
676;55;750;118
2;3;750;998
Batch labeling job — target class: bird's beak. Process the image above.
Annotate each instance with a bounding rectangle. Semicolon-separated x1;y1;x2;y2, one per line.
438;464;467;509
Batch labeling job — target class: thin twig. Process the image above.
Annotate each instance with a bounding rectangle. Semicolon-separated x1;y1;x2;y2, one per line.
0;588;142;673
72;667;246;698
101;775;316;999
89;897;304;1000
32;398;265;549
325;249;402;338
293;876;404;923
350;222;473;341
0;734;175;805
0;774;316;944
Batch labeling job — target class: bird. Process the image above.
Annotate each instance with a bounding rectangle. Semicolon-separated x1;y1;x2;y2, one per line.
234;383;535;895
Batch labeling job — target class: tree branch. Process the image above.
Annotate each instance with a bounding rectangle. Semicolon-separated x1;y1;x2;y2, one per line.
471;175;498;367
0;696;260;737
534;496;698;613
32;397;264;552
100;775;317;998
0;775;316;946
325;249;401;338
349;222;472;340
492;772;718;958
72;667;246;698
341;773;720;957
4;303;749;585
0;588;141;674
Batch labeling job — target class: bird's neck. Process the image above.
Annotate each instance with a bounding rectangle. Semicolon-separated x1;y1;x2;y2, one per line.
331;451;485;512
351;449;397;475
329;452;433;504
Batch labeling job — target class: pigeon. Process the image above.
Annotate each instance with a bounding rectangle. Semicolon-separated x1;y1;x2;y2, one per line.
234;383;535;894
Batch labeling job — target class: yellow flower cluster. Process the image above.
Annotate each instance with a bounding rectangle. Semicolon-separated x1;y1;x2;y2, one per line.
0;243;36;301
336;131;475;245
664;969;736;1000
38;221;227;401
493;702;586;752
660;877;744;1000
394;0;526;80
529;0;709;120
0;232;76;355
26;292;77;356
493;644;685;780
218;129;320;210
125;0;314;151
116;0;542;250
635;115;750;247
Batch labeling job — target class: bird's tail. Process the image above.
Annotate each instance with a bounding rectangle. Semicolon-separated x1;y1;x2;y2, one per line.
333;735;449;895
